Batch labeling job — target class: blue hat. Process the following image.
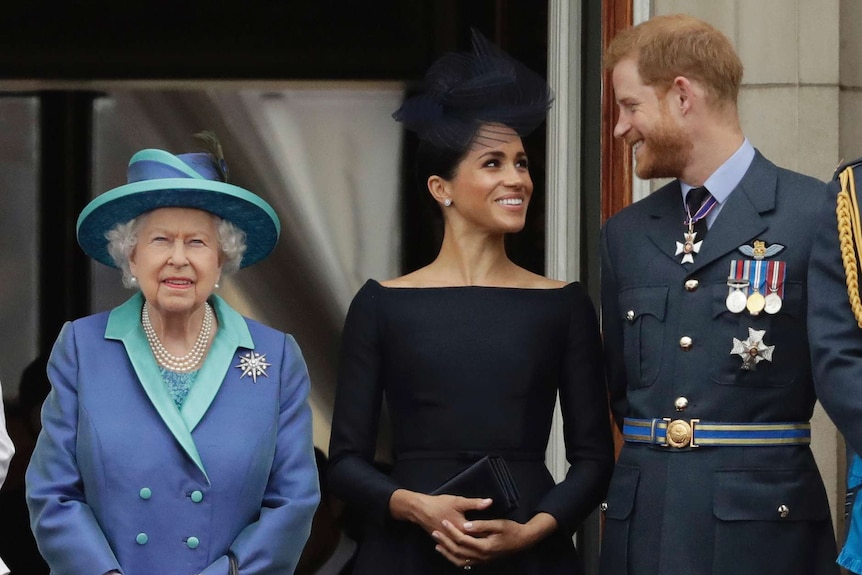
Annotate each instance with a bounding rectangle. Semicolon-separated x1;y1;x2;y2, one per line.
77;148;281;269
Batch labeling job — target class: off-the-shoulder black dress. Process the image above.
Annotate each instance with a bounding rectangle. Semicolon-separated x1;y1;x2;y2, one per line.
328;280;613;574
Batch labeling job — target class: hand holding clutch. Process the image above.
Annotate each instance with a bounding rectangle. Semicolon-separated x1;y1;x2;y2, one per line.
431;456;520;520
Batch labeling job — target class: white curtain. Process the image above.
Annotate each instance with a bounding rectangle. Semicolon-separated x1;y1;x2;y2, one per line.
90;84;405;448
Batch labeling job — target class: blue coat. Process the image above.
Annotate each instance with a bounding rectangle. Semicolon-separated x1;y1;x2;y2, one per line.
599;151;838;575
26;293;320;575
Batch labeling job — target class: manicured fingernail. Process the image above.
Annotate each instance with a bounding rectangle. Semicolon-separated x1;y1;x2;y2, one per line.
442;520;452;528
431;531;440;539
435;545;442;553
463;522;474;530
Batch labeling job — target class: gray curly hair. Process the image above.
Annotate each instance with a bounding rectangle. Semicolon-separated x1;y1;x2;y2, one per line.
105;212;247;289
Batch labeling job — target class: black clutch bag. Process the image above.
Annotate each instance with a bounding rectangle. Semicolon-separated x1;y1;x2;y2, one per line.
430;456;520;520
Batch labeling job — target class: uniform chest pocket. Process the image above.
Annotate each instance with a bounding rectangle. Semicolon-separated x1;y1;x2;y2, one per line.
618;286;668;389
710;281;804;387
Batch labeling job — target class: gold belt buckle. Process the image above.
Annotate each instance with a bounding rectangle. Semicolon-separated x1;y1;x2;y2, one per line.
663;418;700;448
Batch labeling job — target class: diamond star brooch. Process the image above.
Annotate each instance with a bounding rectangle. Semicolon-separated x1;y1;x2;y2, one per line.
235;351;271;383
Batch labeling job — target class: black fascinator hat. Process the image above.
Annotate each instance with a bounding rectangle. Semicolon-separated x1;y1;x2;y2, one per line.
392;29;554;150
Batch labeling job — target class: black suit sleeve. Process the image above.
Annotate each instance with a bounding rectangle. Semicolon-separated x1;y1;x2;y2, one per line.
534;283;615;534
328;283;401;526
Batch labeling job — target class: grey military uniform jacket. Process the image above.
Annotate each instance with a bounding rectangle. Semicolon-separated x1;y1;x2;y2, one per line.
599;151;838;575
810;158;862;455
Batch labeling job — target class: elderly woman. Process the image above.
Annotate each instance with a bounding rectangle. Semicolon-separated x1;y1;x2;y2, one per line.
26;135;320;575
328;32;614;574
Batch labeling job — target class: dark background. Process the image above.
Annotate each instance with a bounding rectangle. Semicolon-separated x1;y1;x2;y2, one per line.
0;0;561;350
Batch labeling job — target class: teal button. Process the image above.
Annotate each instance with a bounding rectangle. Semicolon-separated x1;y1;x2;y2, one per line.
190;490;203;503
136;533;148;545
186;536;200;549
139;487;152;500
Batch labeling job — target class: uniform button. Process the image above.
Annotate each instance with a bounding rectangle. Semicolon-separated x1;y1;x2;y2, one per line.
191;490;204;503
139;487;152;500
778;504;790;518
679;336;693;350
186;536;200;549
626;310;635;322
684;279;699;291
136;533;148;545
674;397;689;411
600;501;608;512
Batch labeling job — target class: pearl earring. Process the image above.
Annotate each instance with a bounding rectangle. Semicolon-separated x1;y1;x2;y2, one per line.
444;198;452;207
130;276;138;286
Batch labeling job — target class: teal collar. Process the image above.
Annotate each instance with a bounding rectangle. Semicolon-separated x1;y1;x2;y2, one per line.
105;292;254;480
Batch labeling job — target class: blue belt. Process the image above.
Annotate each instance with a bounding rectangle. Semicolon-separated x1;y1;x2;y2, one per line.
623;417;811;448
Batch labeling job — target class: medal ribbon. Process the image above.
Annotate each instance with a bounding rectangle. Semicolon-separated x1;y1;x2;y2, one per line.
767;260;786;298
742;260;752;295
730;260;745;283
684;194;718;226
727;260;748;313
728;259;752;294
749;260;767;296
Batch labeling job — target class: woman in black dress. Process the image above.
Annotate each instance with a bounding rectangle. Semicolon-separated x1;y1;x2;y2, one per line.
328;31;614;574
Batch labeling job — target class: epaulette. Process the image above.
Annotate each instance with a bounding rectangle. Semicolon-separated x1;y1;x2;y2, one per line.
834;157;862;180
835;156;862;328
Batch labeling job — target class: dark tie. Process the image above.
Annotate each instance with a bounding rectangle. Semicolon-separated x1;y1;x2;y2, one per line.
685;186;711;241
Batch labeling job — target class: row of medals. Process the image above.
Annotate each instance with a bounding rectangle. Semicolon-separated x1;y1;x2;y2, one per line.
725;276;782;316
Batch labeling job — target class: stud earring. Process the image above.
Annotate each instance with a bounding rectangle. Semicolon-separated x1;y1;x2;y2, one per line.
130;276;138;286
444;198;452;207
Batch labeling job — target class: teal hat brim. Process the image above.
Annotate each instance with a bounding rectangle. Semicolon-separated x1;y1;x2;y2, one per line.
77;178;281;269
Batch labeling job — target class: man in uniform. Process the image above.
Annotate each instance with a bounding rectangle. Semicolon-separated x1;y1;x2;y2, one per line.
809;157;862;574
599;14;838;575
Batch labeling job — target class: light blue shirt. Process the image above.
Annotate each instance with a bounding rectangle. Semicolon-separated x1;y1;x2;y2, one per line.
680;138;755;228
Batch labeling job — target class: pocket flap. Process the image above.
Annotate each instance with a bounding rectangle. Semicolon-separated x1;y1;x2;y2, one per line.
618;286;668;322
604;464;639;520
713;469;829;521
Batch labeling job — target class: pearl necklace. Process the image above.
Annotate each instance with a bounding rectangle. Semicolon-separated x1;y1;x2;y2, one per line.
141;302;213;372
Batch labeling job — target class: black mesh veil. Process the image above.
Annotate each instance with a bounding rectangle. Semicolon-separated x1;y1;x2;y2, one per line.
392;29;554;150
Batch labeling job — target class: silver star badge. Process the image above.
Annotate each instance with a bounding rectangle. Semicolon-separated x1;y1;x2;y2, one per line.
235;351;271;383
730;327;775;371
675;231;703;264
